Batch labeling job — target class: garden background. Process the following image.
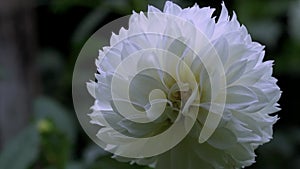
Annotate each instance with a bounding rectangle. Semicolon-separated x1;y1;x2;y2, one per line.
0;0;299;169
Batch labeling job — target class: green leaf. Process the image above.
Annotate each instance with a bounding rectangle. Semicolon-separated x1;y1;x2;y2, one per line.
34;96;76;142
0;125;40;169
142;167;154;169
66;161;86;169
40;123;71;169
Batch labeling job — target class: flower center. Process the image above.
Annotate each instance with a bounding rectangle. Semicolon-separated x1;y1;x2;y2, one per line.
167;83;192;111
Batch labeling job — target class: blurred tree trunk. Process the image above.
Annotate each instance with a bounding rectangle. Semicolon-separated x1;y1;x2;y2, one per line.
0;0;37;149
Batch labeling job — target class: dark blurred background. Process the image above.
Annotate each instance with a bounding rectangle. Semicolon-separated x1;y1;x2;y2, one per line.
0;0;299;169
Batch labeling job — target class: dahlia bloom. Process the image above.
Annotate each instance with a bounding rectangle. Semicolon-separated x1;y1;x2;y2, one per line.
87;1;281;168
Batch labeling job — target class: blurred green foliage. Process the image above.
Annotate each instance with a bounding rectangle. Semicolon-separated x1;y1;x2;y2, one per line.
0;125;39;169
1;0;299;168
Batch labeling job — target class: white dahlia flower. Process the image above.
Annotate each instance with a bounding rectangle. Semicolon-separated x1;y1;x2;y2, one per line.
87;1;281;168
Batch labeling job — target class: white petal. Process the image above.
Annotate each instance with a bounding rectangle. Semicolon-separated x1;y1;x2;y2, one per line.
163;1;182;15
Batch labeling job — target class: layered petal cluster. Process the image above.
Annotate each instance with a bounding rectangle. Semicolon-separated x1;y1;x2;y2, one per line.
87;1;281;169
